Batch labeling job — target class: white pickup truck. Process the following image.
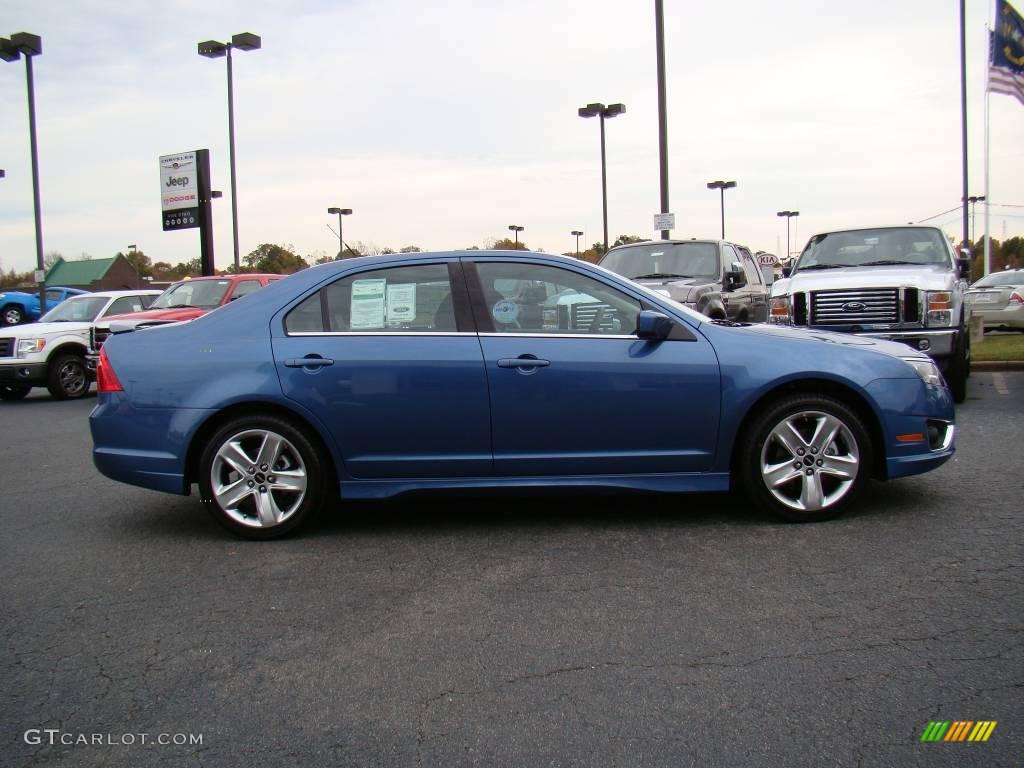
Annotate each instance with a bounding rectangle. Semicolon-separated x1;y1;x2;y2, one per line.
0;289;160;400
769;226;971;403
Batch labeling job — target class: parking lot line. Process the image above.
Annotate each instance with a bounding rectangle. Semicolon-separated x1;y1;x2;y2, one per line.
992;372;1009;396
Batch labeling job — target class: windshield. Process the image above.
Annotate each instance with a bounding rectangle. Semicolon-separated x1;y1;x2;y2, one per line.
600;243;721;280
793;228;952;273
39;296;109;323
971;271;1024;288
150;280;232;309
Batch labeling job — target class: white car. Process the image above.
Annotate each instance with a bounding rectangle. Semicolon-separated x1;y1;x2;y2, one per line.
0;289;160;401
965;268;1024;331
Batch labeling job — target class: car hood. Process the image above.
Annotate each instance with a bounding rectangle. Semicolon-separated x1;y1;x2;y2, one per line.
1;320;92;338
633;276;716;303
724;321;923;360
101;307;208;324
773;263;954;296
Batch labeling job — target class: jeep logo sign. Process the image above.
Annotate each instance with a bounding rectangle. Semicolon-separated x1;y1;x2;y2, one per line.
841;301;867;312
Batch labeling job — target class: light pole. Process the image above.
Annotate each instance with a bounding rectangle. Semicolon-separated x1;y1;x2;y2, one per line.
198;32;261;273
508;224;524;249
967;195;985;244
776;211;800;260
1;33;45;315
571;230;584;258
327;207;352;259
578;102;625;254
707;180;737;239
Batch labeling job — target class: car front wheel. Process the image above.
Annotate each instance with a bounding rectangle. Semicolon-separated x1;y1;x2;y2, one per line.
2;305;24;325
47;353;90;400
198;415;328;539
739;394;873;522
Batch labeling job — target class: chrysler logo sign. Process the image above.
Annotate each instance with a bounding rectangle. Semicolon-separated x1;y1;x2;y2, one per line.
841;301;867;312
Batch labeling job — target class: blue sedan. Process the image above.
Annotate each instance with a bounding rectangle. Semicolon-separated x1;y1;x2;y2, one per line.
90;251;955;538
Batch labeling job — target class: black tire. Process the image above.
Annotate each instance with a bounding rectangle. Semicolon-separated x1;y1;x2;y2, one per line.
946;326;969;404
46;353;90;400
0;383;31;401
738;394;873;523
2;305;24;326
198;414;329;539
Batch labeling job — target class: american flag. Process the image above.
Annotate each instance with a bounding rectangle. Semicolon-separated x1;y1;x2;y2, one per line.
989;0;1024;106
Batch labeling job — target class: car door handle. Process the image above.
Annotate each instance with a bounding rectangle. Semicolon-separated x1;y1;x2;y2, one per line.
284;356;335;368
497;356;550;369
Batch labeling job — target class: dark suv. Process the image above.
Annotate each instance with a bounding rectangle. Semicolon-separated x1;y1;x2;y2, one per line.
598;239;769;323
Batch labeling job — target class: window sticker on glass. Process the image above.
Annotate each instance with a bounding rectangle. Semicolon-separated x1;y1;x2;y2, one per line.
386;283;416;324
542;308;559;330
492;299;519;325
351;278;387;329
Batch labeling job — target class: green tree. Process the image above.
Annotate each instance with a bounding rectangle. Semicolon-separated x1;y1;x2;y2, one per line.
399;245;422;253
121;249;153;278
612;234;646;247
244;243;309;274
491;237;528;251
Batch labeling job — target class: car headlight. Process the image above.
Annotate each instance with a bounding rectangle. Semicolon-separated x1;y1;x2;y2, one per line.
925;291;953;327
769;295;790;324
902;357;942;387
17;338;46;357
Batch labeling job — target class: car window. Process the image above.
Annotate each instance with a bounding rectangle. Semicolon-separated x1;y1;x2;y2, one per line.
46;289;64;301
40;296;108;322
741;252;763;286
599;242;720;280
150;280;231;309
230;280;263;300
971;272;1024;288
474;262;641;335
285;264;456;333
104;296;148;316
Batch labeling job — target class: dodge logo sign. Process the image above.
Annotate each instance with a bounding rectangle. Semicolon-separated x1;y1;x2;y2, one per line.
841;301;867;312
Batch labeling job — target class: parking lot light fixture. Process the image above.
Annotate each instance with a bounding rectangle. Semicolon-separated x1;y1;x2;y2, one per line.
571;230;584;258
508;224;524;248
706;180;737;239
198;32;261;272
328;207;353;259
2;32;47;324
776;210;800;260
578;102;625;254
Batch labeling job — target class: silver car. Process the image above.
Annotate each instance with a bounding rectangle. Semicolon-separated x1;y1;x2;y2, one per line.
966;269;1024;331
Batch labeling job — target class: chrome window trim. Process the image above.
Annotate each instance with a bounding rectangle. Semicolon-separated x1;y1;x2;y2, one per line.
286;331;473;337
479;332;639;340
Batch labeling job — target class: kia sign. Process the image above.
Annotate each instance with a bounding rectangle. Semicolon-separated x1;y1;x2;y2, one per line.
160;152;199;231
757;253;779;266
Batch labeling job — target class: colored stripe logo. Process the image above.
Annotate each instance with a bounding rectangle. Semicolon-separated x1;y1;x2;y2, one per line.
920;721;997;742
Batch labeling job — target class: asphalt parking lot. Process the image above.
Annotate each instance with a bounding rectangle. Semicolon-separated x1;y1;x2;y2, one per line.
1;374;1022;767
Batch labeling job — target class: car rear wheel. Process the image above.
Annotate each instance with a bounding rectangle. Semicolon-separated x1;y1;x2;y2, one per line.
47;353;89;400
0;383;31;401
198;415;328;539
739;394;873;522
2;305;24;325
946;327;969;404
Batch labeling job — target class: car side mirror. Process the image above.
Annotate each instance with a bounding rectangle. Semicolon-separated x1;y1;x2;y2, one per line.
956;256;971;278
636;310;674;340
725;266;745;289
782;265;792;278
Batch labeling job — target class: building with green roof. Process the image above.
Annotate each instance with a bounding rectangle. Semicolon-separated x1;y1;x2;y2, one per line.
45;255;142;291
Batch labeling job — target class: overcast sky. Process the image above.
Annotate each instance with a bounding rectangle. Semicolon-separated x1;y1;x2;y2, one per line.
1;0;1021;273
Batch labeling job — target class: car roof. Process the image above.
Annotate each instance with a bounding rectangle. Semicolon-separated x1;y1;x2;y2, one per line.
63;289;163;299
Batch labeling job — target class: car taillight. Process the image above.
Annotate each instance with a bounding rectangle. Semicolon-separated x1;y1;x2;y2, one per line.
96;347;123;393
1010;291;1024;305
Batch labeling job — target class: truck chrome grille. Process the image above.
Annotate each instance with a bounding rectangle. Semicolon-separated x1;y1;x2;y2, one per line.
0;337;13;358
810;288;900;326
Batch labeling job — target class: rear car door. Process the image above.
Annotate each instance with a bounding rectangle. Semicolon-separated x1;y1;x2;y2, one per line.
273;259;492;479
467;257;720;476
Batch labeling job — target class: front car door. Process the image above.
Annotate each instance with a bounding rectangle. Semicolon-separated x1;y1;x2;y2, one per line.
272;259;491;479
467;257;721;476
737;246;769;322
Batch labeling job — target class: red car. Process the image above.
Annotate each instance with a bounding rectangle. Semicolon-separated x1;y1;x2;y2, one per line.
89;274;282;358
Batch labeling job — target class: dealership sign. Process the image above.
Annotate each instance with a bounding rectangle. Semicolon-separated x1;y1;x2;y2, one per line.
160;152;199;231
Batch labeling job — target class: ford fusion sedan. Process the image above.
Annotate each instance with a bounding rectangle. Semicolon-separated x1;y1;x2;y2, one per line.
965;268;1024;331
0;289;160;400
90;251;955;539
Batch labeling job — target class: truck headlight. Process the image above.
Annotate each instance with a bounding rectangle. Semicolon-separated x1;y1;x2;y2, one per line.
925;291;952;327
17;338;46;357
769;296;790;324
902;357;942;387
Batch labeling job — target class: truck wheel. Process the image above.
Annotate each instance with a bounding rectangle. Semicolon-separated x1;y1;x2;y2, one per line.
946;327;969;404
47;353;90;400
738;394;873;523
0;383;31;401
2;305;24;325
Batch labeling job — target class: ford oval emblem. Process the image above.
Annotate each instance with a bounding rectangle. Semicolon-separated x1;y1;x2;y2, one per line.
842;301;866;312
